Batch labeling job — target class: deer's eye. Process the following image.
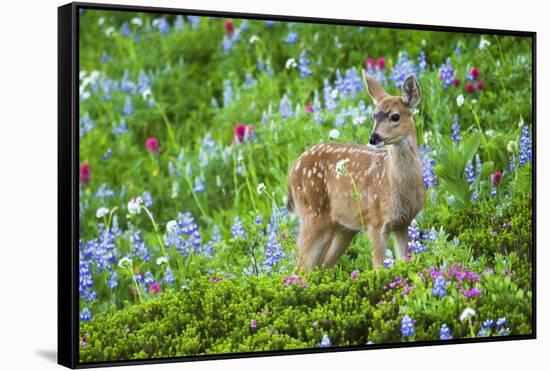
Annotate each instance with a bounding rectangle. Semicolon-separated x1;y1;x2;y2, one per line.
390;113;400;122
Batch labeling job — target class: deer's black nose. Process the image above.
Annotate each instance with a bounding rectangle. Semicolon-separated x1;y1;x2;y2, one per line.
369;132;380;145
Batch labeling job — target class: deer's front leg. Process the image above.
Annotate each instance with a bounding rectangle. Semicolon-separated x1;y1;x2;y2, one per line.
368;225;388;269
393;226;409;260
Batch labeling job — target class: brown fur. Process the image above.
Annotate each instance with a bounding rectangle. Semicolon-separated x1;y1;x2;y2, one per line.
288;72;425;272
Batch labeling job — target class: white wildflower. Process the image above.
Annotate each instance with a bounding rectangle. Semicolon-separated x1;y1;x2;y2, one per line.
249;35;260;44
329;129;340;140
96;207;109;219
257;183;266;195
166;220;178;233
459;307;476;322
353;116;366;125
456;94;465;107
118;257;133;269
478;38;491;50
131;17;143;26
127;197;143;215
285;58;297;69
104;26;115;37
156;256;169;265
335;158;350;179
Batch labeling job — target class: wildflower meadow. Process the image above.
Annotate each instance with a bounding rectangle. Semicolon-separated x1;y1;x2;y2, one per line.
77;9;534;363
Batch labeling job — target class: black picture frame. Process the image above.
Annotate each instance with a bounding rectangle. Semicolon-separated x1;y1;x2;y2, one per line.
58;2;537;368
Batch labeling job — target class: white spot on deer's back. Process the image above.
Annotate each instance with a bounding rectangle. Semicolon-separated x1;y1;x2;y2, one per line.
307;169;312;178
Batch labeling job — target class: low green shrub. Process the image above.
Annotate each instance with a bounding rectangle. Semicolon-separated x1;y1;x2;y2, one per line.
80;243;532;362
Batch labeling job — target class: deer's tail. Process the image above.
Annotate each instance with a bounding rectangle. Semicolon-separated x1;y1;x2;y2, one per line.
286;184;295;212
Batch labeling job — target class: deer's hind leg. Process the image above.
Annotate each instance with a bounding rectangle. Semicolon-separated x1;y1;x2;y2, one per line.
368;224;389;269
296;216;334;273
319;227;357;268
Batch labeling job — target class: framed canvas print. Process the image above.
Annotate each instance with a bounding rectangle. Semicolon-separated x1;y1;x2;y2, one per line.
58;2;536;368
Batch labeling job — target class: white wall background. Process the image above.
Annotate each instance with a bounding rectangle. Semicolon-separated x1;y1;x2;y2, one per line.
0;0;546;369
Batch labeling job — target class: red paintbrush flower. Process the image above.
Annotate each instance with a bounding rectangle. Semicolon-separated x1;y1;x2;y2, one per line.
146;137;160;154
471;67;480;80
80;163;90;185
149;282;161;294
376;57;386;70
452;78;461;86
492;171;503;186
224;20;234;35
364;57;375;69
465;82;475;93
476;80;485;90
305;105;314;113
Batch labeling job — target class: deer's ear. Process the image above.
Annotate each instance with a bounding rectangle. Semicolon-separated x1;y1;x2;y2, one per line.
402;75;421;108
362;69;388;104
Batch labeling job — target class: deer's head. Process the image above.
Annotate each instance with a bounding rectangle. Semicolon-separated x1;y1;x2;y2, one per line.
362;71;421;146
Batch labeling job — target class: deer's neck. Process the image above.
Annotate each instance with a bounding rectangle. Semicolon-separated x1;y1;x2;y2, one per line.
387;133;423;192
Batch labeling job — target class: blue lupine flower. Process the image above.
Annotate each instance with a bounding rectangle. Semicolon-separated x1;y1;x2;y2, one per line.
475;154;482;175
222;35;233;52
496;317;508;327
165;212;202;256
79;112;94;137
244;73;256;88
318;334;332;348
112;118;128;135
401;315;415;338
323;79;338;111
256;59;264;72
187;16;200;29
95;183;115;199
107;270;118;289
285;31;298;44
200;225;222;256
100;52;110;64
223;80;233;106
140;191;153;208
231;216;246;239
298;51;312;79
451;114;461;142
439;59;454;89
120;70;136;94
465;161;476;184
102;148;113;160
418;52;427;74
163;267;175;285
455;43;462;56
265;20;276;27
131;229;151;262
440;324;453;340
433;276;447;297
280;95;293;119
419;144;438;189
174;15;185;30
80;308;92;321
389;52;417;88
334;108;349;127
383;249;395;269
264;230;285;269
335;68;363;99
509;154;516;171
120;22;131;37
408;240;426;254
193;177;205;193
153;18;170;35
498;327;511;336
491;187;497;197
482;319;495;328
122;96;135;116
239;20;249;32
478;327;491;337
408;221;421;240
143;271;155;286
79;258;96;302
519;125;532;166
255;215;263;225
